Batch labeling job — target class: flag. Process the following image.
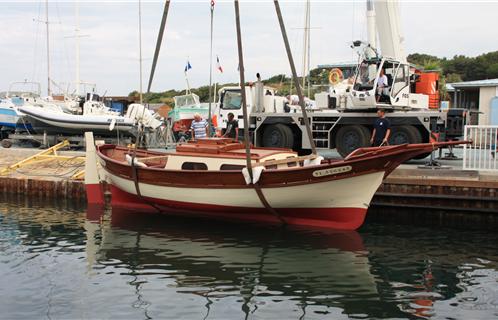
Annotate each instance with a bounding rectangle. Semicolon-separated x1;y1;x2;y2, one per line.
216;56;223;73
184;61;192;73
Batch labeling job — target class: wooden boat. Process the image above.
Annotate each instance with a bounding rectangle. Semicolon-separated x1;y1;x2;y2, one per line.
88;134;463;230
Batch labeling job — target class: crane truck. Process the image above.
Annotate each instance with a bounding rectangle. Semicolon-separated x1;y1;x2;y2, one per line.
215;0;465;157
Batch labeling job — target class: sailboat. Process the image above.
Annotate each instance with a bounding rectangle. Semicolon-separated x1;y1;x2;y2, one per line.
87;133;463;230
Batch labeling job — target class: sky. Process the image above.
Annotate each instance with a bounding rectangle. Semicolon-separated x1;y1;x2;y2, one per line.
1;0;498;96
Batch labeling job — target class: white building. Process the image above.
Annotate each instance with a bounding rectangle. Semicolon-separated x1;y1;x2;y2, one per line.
448;79;498;125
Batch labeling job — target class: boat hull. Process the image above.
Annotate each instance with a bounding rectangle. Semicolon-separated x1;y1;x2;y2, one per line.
105;169;385;230
94;141;460;230
19;106;135;136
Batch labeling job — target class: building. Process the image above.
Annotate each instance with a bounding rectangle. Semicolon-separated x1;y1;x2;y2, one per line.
448;79;498;125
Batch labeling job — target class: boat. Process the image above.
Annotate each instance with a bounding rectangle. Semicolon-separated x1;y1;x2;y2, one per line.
18;103;161;136
87;133;463;230
0;98;28;131
169;93;210;137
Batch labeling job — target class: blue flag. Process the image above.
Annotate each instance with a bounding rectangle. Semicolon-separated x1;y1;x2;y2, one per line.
184;61;192;72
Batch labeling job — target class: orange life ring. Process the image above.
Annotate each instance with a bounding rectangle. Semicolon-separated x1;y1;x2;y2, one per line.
328;68;344;85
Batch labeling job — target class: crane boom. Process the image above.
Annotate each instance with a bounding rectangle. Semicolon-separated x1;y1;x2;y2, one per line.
373;0;406;63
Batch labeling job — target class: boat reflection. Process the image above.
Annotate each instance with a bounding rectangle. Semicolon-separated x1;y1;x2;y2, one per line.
87;206;380;318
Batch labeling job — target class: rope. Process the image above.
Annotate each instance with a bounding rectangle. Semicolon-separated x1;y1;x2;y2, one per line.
274;0;316;155
234;0;286;226
126;0;171;212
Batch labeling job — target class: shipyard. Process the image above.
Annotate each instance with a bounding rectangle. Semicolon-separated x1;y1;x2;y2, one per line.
1;1;498;319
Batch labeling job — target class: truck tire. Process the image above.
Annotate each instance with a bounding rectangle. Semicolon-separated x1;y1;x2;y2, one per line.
262;124;294;149
335;125;370;157
389;125;422;145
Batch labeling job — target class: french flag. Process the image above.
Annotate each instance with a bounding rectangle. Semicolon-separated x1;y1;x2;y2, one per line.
216;56;223;73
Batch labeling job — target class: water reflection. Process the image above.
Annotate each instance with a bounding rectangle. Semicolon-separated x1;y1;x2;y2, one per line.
1;199;498;319
88;207;379;319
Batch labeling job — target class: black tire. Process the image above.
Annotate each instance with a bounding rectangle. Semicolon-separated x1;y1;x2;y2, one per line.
1;139;12;148
389;125;422;145
335;125;370;157
262;124;294;149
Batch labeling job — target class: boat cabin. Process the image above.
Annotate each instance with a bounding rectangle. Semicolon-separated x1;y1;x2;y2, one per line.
118;138;317;171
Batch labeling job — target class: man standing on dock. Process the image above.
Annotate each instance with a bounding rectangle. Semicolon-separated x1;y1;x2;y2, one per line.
371;109;391;146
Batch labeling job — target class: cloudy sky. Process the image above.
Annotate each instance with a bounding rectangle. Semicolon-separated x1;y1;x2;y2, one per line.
1;0;497;96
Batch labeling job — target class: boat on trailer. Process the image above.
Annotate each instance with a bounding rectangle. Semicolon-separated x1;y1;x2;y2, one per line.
88;135;462;230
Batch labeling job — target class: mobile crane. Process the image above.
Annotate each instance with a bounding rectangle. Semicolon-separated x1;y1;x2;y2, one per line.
216;0;463;157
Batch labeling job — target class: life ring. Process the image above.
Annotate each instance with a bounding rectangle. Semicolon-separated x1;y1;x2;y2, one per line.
328;68;344;85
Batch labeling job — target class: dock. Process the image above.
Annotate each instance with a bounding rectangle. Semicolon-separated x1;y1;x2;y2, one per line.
1;146;496;226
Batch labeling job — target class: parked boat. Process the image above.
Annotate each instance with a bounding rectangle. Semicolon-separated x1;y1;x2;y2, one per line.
19;103;161;136
88;135;462;230
169;93;210;136
0;99;26;131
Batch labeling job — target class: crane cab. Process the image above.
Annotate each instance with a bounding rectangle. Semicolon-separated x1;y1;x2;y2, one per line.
349;57;428;110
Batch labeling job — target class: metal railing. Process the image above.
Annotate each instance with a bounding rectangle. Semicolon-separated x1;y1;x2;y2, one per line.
463;125;498;171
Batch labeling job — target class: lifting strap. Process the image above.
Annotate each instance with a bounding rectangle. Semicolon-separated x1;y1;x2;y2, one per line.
234;0;286;226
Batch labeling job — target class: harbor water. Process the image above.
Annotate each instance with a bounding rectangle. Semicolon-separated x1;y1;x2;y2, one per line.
1;199;498;319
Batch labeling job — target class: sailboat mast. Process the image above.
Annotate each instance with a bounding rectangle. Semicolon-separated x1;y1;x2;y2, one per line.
306;0;311;98
138;0;143;104
207;0;215;132
75;1;80;96
301;0;309;93
45;0;51;96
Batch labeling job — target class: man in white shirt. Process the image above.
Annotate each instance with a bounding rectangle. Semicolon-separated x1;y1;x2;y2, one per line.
376;69;388;102
190;113;209;140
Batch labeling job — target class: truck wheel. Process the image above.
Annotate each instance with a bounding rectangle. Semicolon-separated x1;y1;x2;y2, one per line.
1;139;13;148
335;125;370;157
389;125;422;145
262;124;294;149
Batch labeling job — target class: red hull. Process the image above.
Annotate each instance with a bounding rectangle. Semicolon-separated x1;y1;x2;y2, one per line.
110;185;367;230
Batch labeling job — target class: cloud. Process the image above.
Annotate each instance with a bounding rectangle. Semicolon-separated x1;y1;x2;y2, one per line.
0;1;497;96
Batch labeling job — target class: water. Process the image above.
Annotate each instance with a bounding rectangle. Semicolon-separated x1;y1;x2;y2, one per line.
1;200;498;320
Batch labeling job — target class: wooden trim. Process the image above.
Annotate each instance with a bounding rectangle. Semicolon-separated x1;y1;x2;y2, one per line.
252;154;317;168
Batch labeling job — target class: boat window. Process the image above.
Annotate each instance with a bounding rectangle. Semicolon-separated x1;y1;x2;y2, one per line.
220;164;246;170
181;162;208;170
221;91;242;110
286;156;297;167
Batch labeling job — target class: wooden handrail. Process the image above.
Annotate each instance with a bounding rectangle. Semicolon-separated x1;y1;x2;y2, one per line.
252;154;317;168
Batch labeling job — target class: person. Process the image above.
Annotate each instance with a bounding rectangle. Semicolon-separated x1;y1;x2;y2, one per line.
376;69;388;102
370;108;391;146
190;113;209;140
222;112;239;141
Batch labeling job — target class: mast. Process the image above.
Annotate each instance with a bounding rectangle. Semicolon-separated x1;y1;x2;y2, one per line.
306;0;311;98
75;1;80;95
138;0;143;104
301;0;310;96
207;0;215;132
45;0;51;96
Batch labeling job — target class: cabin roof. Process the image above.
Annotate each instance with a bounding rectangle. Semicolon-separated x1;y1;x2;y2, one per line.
174;138;295;160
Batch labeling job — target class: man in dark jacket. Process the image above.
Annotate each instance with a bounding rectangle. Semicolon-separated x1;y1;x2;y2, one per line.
223;112;239;141
370;109;391;146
